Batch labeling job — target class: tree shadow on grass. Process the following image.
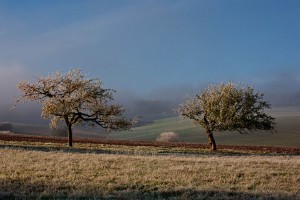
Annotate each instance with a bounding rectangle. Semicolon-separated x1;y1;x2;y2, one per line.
0;182;297;200
0;143;297;157
0;144;126;155
114;189;297;200
0;144;260;157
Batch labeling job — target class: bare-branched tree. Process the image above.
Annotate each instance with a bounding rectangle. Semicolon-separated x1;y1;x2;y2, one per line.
17;68;132;146
177;82;275;151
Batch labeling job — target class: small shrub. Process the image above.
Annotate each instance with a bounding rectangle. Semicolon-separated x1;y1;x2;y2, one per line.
0;122;13;131
156;132;182;143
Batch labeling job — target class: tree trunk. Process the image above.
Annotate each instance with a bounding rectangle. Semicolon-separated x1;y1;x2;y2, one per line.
203;115;217;151
67;124;73;147
207;130;217;151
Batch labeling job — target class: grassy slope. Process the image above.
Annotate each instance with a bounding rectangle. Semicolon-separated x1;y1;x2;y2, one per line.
0;140;299;199
8;107;300;147
108;107;300;147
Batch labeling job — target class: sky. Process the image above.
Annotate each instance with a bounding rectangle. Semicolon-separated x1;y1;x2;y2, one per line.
0;0;300;109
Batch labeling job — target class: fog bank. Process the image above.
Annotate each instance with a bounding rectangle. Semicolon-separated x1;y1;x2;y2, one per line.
0;68;299;125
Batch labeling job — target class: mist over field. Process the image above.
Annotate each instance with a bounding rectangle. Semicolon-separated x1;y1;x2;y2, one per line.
1;70;298;128
0;69;299;125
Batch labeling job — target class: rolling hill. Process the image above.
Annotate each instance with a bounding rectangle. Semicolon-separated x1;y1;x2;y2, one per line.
2;106;300;147
107;107;300;147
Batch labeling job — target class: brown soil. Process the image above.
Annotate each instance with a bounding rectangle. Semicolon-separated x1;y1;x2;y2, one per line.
0;132;299;155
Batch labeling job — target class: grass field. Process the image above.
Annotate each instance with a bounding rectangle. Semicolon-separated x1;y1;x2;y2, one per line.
6;106;300;147
0;140;299;199
107;107;300;147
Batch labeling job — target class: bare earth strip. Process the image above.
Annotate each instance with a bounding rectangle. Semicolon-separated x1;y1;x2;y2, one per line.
0;132;299;155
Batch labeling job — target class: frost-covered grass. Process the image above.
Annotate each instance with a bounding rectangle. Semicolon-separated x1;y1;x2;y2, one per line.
0;141;299;199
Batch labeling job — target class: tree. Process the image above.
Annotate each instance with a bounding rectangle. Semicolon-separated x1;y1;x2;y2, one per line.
17;68;132;147
177;82;275;151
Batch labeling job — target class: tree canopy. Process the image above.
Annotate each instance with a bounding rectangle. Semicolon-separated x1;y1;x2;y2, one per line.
178;82;276;150
17;68;132;146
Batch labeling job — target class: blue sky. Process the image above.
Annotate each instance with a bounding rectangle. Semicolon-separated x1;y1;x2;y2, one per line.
0;0;300;101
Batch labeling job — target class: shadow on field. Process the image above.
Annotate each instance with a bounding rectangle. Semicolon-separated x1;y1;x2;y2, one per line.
109;189;296;200
0;184;296;200
0;144;125;155
0;144;266;157
1;143;297;157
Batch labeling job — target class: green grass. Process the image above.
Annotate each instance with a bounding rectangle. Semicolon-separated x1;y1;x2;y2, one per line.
8;106;300;147
109;117;200;142
0;140;299;199
108;107;300;147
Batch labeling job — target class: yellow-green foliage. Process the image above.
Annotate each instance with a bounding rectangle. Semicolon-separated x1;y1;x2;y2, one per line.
178;82;276;133
0;141;299;199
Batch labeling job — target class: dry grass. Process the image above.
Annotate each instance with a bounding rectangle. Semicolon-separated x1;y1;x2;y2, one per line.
0;141;299;199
